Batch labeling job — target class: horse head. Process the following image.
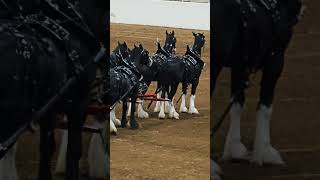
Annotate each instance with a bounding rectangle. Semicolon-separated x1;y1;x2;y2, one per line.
113;41;131;59
164;30;177;55
192;32;206;57
131;44;153;67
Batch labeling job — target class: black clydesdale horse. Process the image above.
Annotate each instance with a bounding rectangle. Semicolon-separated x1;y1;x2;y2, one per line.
157;33;205;119
211;0;303;177
0;0;107;179
110;45;152;129
127;31;177;118
179;32;206;114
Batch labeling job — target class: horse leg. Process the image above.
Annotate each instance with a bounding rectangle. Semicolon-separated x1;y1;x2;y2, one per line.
0;143;18;180
154;81;161;112
164;86;171;114
110;117;118;135
179;81;188;113
129;89;139;129
168;83;179;119
252;55;284;165
121;100;128;128
55;115;68;174
137;98;149;118
222;67;249;161
39;114;56;180
66;98;88;180
88;114;109;178
158;85;167;119
126;100;132;117
189;78;200;114
110;103;121;126
110;104;121;126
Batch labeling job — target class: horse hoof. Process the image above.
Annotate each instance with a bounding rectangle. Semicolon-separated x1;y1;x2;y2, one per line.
222;141;249;161
113;119;121;126
130;123;139;129
158;113;166;119
252;145;284;165
121;122;127;128
179;106;188;113
188;107;199;114
138;111;149;118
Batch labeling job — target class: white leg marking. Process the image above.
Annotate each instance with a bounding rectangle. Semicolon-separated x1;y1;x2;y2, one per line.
55;130;68;174
137;99;149;118
158;101;166;119
179;94;188;113
164;92;170;113
154;92;161;112
127;102;132;117
0;144;18;180
252;105;284;165
110;106;121;126
188;95;199;114
168;100;179;119
110;118;117;134
211;159;222;180
88;121;109;179
222;103;248;160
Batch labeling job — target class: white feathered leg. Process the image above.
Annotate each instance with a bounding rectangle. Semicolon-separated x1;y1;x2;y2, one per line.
110;106;120;126
211;159;222;180
154;92;161;112
179;94;188;113
222;103;248;160
88;121;109;179
55;129;68;174
110;118;117;134
168;100;179;119
137;99;149;118
188;95;199;114
127;102;132;117
158;101;165;119
0;144;18;180
252;104;284;165
164;92;170;114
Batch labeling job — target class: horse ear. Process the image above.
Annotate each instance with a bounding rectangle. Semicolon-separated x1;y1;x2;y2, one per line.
123;41;127;47
158;42;161;50
166;30;168;35
172;31;175;36
193;32;197;37
187;45;190;51
139;44;143;49
134;43;137;48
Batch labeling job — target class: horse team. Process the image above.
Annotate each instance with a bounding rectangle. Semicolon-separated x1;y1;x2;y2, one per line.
109;30;206;134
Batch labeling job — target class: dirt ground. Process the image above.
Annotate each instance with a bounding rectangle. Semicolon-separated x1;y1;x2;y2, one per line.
110;24;210;180
212;0;320;179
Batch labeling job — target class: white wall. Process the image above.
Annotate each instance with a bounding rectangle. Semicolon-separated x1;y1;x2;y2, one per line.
110;0;210;31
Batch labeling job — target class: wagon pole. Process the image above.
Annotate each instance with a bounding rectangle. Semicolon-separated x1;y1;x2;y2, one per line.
0;46;106;155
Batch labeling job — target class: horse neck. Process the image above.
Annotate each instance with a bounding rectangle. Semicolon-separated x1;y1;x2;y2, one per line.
163;41;172;54
192;45;202;57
